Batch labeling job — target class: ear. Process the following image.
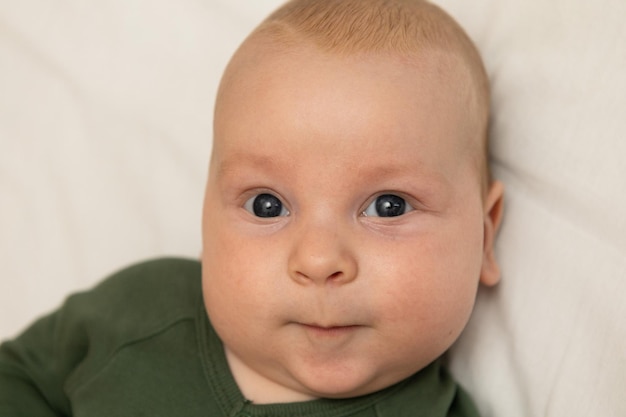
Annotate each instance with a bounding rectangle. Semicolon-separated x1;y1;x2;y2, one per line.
480;180;505;286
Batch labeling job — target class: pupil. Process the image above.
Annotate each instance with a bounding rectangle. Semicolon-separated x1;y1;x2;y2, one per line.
375;195;406;217
253;194;283;217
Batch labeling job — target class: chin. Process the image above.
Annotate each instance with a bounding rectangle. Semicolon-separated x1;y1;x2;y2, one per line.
292;366;399;400
306;384;372;400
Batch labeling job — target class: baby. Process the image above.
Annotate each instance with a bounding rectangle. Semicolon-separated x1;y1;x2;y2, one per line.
0;0;503;415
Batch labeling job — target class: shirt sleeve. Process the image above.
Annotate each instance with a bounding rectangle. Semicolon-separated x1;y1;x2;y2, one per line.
0;309;80;416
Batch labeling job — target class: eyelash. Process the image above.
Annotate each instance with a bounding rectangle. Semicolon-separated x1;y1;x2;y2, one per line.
242;192;414;219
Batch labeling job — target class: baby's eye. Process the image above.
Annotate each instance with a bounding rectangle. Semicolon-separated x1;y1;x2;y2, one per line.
244;193;290;218
363;194;413;218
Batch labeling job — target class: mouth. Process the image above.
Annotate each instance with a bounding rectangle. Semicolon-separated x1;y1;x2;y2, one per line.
299;323;362;337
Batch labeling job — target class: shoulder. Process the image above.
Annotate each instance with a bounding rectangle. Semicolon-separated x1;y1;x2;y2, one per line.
91;257;202;304
66;257;203;330
0;257;204;412
60;257;204;383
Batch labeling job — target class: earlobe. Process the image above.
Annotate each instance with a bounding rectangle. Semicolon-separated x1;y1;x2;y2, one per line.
480;180;505;287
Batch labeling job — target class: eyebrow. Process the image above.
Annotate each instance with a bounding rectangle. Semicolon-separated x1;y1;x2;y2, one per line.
213;145;455;197
215;152;282;179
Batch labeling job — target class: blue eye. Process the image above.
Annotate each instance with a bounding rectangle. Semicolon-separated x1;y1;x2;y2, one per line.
363;194;413;217
244;193;290;218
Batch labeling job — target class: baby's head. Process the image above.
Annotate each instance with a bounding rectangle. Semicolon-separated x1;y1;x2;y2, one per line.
202;0;504;404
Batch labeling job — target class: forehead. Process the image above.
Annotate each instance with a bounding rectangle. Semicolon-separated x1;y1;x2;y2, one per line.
212;42;478;184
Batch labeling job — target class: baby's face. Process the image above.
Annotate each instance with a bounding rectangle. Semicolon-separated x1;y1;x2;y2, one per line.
202;42;499;402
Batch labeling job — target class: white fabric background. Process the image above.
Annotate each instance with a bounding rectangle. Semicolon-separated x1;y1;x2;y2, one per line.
1;1;625;416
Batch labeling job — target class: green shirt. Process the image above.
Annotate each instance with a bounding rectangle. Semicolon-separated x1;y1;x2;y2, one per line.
0;258;479;416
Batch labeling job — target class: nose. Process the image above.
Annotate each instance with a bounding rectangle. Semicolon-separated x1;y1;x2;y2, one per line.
287;220;358;286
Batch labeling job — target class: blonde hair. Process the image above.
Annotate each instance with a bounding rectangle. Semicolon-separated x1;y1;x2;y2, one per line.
240;0;491;187
261;0;480;58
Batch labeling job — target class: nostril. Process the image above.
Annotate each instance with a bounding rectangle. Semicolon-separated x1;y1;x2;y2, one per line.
328;271;343;281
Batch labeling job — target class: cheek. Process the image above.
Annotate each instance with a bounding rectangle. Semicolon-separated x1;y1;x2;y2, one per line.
202;212;253;317
369;221;483;346
202;186;258;292
201;213;285;326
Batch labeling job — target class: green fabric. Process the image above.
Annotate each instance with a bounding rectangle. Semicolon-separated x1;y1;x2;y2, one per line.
0;258;480;416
